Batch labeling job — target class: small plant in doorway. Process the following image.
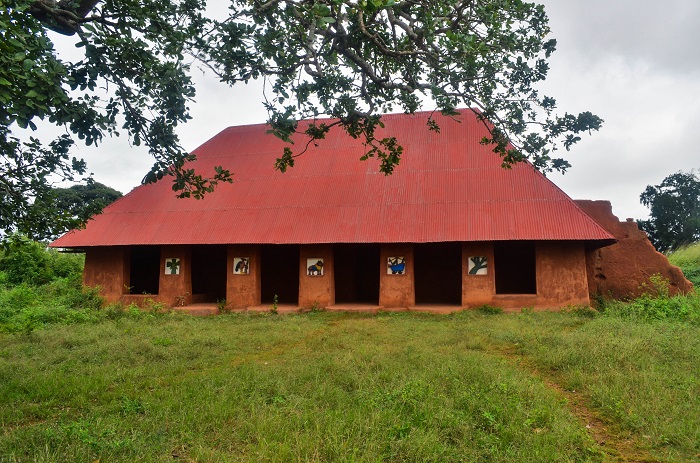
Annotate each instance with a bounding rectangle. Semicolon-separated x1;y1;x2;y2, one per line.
475;304;503;315
270;294;279;314
309;301;324;313
174;292;189;307
217;299;230;314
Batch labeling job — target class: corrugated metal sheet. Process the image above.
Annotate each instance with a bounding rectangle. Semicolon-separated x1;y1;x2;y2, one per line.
51;109;614;247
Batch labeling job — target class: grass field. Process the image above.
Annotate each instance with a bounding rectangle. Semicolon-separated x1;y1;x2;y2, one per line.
1;307;699;462
668;242;700;288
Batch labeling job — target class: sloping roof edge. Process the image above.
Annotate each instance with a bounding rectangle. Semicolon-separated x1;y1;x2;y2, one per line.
51;108;615;248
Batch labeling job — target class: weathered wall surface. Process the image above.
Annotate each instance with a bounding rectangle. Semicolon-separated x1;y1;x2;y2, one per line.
461;241;590;311
159;245;192;306
84;246;126;302
380;244;415;308
462;242;495;307
299;244;335;308
576;200;693;299
227;245;261;308
84;240;599;311
535;241;590;307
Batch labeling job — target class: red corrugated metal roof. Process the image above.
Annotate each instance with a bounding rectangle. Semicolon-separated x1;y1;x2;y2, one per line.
50;109;614;247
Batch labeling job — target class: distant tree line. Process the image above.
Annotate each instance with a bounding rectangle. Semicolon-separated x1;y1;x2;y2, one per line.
638;171;700;253
1;180;122;241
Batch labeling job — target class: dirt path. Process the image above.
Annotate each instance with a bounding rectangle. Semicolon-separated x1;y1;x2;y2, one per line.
494;347;660;463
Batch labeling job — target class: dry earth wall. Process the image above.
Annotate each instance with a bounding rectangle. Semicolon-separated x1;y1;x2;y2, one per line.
576;200;693;299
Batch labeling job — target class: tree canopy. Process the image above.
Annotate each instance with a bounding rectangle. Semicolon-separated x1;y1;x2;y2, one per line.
638;171;700;253
27;180;122;241
1;0;602;236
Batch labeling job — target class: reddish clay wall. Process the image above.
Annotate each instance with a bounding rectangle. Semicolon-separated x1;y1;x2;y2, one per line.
575;200;693;299
226;245;261;308
158;245;192;307
534;241;590;307
461;241;590;311
462;242;495;306
379;244;415;308
84;240;595;311
84;246;127;303
299;244;335;308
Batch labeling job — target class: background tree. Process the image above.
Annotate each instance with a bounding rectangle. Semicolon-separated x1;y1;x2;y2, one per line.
2;0;602;235
26;180;122;241
638;171;700;252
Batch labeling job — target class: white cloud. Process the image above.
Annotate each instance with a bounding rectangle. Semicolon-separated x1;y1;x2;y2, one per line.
540;0;700;220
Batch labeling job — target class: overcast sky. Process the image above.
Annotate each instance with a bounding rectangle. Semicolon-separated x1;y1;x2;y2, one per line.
48;0;700;221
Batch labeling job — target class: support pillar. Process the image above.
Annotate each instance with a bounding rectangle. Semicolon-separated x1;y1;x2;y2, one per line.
379;244;414;308
462;242;495;307
227;245;261;309
299;244;335;308
83;246;128;303
159;245;192;307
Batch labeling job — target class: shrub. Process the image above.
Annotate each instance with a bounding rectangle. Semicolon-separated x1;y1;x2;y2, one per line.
605;292;700;324
475;304;503;315
0;235;53;286
0;234;84;287
47;250;84;280
39;277;103;311
0;284;39;313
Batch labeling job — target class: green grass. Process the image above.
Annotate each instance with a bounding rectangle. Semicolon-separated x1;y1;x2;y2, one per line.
0;276;107;334
1;306;700;462
668;242;700;287
472;310;700;462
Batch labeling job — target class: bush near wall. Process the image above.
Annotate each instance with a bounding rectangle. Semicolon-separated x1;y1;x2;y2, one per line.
0;234;84;286
0;234;102;333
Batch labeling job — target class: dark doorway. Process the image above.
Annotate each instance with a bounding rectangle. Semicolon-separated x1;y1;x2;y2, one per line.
414;242;462;305
191;245;228;302
129;245;160;294
494;241;537;294
261;245;300;304
334;244;380;304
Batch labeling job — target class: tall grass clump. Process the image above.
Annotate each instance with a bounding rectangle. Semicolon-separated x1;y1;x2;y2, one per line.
602;274;700;324
0;234;104;333
668;241;700;287
0;276;105;334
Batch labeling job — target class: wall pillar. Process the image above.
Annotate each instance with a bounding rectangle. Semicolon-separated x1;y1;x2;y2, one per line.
462;242;495;307
379;244;414;308
536;242;590;307
83;246;128;303
299;244;334;308
159;245;192;307
227;245;261;308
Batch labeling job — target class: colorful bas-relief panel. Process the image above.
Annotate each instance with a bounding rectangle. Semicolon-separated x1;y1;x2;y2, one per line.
468;256;488;275
387;257;406;275
165;258;180;275
233;257;250;275
307;258;324;276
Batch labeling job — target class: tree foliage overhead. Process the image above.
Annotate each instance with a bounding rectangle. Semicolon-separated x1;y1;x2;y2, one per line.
1;0;602;235
638;171;700;253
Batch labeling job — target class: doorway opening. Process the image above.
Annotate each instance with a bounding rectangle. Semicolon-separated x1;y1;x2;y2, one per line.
261;245;300;304
334;244;380;304
494;241;537;294
191;245;228;303
128;245;160;295
414;242;462;305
